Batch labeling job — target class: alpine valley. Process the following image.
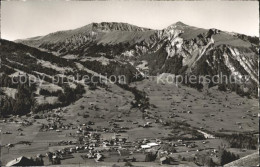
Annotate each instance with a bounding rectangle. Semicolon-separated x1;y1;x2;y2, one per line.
0;22;258;166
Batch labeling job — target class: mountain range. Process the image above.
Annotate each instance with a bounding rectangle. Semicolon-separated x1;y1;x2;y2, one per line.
15;21;258;95
1;21;259;167
1;21;258;112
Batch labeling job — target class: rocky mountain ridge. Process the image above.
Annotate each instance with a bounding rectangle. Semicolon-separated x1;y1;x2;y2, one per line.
15;21;259;96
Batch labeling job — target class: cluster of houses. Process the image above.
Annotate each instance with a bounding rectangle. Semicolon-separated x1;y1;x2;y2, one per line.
5;115;184;166
2;102;202;166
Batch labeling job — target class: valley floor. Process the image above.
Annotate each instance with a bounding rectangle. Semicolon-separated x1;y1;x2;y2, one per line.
0;77;258;166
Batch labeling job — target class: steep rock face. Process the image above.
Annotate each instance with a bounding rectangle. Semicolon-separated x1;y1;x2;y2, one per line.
91;22;151;32
17;22;259;96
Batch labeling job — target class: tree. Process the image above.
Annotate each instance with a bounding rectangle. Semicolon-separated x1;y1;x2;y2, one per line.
161;144;177;153
196;154;216;166
75;84;85;95
0;97;14;116
219;148;239;166
145;152;157;162
204;157;216;167
13;84;35;115
218;84;227;91
47;152;53;163
35;157;44;166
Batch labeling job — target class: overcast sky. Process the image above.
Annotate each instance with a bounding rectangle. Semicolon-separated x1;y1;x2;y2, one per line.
1;1;259;41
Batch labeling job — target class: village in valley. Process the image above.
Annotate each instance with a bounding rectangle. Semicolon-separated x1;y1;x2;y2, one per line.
1;77;258;166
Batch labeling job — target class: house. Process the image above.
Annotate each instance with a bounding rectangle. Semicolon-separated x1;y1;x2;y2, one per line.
146;143;159;147
141;145;151;149
95;153;103;162
160;156;171;165
143;124;151;128
6;156;36;166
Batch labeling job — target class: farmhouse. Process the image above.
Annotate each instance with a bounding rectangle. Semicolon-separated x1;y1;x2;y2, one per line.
160;156;171;165
6;156;36;166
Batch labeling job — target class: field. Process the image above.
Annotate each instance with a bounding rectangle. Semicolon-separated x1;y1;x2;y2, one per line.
0;77;258;166
132;77;258;133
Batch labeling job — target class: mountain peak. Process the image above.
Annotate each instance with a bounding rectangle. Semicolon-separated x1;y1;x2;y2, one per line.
164;21;189;32
173;21;188;26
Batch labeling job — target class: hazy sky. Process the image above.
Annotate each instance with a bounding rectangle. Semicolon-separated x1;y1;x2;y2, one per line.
1;1;259;41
